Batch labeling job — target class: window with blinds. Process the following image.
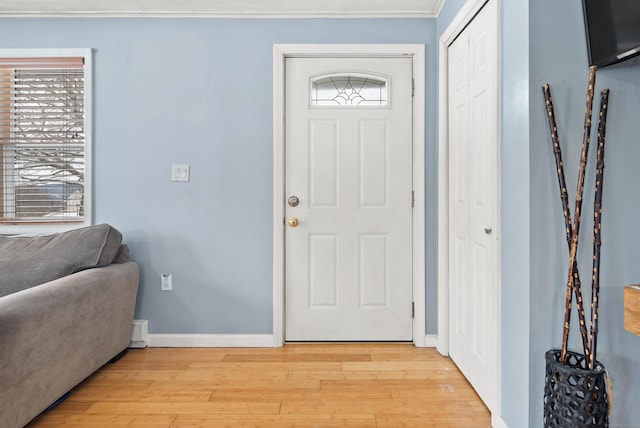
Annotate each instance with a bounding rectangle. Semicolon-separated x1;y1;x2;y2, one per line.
0;56;87;225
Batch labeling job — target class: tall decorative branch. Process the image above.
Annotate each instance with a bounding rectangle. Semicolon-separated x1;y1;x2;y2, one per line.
561;65;597;364
589;89;609;370
542;83;590;359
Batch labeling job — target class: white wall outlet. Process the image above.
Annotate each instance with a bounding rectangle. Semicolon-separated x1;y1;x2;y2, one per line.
161;273;172;291
171;164;190;182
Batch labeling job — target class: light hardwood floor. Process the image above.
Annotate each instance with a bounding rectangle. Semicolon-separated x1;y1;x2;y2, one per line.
28;344;490;427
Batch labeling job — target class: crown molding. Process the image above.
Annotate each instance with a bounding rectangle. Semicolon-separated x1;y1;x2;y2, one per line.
0;0;444;18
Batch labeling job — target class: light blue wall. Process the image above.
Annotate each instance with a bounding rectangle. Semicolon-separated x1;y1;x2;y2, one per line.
501;0;532;426
7;4;640;425
0;18;439;335
437;0;468;36
530;0;640;426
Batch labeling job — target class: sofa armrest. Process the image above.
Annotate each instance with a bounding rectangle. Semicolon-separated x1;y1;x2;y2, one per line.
0;262;139;428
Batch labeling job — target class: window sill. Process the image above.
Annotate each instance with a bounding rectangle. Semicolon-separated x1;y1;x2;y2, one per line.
0;220;91;236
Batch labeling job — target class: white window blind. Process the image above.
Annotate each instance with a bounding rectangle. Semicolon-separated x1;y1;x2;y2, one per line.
0;56;86;224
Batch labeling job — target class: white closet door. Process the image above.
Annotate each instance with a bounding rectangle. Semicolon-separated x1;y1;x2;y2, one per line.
448;0;499;413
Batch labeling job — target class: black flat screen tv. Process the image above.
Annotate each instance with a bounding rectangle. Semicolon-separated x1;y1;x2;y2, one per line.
583;0;640;67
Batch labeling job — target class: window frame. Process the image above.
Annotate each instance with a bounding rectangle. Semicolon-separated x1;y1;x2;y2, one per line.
0;48;92;235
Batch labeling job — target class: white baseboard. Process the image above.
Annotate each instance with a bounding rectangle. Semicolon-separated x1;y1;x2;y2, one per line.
424;334;438;348
147;334;276;347
492;414;508;428
139;330;439;348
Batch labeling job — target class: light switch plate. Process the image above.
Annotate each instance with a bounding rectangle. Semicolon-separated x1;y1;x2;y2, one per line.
171;164;190;182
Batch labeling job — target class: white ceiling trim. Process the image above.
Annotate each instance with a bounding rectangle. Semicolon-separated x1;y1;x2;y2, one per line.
0;0;444;18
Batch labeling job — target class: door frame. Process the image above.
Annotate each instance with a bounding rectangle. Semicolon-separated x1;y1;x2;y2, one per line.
272;44;426;347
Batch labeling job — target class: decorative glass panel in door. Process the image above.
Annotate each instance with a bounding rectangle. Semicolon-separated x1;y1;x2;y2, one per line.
310;74;388;106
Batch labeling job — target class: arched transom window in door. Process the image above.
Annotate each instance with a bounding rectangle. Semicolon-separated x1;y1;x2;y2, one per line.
310;73;388;106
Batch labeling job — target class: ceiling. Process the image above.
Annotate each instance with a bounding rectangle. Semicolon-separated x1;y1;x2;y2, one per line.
0;0;444;18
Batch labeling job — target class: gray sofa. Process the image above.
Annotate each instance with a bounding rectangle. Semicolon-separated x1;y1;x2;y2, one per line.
0;224;139;428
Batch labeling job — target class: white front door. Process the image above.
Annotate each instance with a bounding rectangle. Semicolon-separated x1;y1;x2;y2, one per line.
447;0;499;412
284;57;414;341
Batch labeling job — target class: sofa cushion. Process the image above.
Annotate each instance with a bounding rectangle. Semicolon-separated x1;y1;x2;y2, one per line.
0;224;123;298
113;244;130;264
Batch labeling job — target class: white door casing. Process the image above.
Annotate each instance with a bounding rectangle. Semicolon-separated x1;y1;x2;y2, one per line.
443;0;500;415
284;57;413;341
272;45;425;346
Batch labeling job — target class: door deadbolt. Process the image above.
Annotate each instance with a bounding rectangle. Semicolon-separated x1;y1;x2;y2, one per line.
288;196;300;207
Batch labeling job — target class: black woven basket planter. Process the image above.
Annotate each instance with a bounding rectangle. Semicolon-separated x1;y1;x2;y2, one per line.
544;349;609;427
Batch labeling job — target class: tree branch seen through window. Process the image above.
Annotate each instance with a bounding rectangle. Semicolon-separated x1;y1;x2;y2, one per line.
0;60;85;223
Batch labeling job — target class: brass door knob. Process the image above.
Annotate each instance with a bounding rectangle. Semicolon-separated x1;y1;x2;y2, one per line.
288;217;299;227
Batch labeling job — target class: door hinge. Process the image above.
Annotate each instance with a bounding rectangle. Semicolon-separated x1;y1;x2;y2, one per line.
411;190;415;208
411;78;415;97
412;301;415;318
